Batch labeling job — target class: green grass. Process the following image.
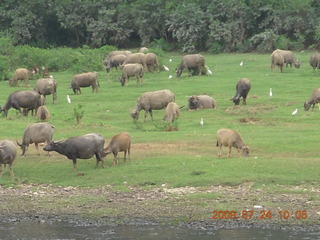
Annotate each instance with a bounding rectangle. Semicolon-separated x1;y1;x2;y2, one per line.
1;51;320;190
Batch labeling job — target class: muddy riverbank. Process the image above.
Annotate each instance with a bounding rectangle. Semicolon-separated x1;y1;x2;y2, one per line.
1;183;320;231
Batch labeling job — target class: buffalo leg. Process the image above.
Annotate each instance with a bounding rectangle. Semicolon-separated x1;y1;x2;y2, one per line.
9;163;14;177
0;163;2;177
95;153;104;168
149;110;154;121
72;159;77;171
228;146;232;157
35;143;40;156
113;152;118;166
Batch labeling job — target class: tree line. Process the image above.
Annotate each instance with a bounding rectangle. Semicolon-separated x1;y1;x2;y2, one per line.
1;0;320;53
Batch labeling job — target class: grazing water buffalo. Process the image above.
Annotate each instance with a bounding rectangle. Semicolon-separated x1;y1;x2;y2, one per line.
216;128;249;157
9;68;30;87
304;88;320;111
103;132;131;166
310;53;320;71
119;63;144;87
177;54;206;77
17;122;55;156
271;51;285;72
123;53;147;69
43;133;105;170
36;105;51;121
71;72;99;94
0;140;17;177
271;49;300;72
188;95;216;110
163;102;180;122
34;77;58;104
231;78;251;105
106;50;132;60
145;53;160;73
2;90;41;117
131;89;175;121
103;54;127;72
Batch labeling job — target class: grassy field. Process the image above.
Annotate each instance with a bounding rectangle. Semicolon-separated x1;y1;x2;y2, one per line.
0;51;319;192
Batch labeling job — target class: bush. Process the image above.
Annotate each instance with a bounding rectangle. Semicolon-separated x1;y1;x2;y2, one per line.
275;35;290;50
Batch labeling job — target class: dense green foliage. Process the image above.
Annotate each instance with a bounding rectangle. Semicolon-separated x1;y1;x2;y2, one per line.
1;0;320;52
1;52;319;191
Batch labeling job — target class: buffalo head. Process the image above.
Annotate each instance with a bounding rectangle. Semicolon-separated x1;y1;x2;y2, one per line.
188;96;200;110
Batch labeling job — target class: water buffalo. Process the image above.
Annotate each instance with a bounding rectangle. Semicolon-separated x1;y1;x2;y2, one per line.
145;53;160;73
131;89;175;121
2;90;42;117
36;106;51;121
106;50;132;60
188;95;216;110
177;54;206;77
119;63;144;87
304;88;320;111
17;122;55;156
71;72;99;94
34;77;58;104
9;68;30;87
123;53;147;69
103;54;127;72
271;49;300;71
43;133;105;170
163;102;180;122
310;53;320;71
271;51;284;72
231;78;251;105
0;140;17;177
103;132;131;166
216;128;249;157
139;47;149;53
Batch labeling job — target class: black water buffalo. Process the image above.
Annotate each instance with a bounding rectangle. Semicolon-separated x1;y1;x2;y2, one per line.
2;90;41;117
231;78;251;105
43;133;105;170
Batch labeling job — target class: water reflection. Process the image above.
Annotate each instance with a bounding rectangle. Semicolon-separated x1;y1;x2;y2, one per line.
0;220;319;240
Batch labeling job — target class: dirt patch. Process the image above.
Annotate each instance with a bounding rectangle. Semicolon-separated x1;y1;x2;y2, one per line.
239;117;262;123
0;183;319;227
226;105;274;115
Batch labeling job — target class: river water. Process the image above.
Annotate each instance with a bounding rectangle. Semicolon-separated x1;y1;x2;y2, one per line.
1;219;320;240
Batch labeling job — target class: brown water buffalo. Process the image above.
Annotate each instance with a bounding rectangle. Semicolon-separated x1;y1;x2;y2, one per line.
177;54;206;77
71;72;99;94
17;122;55;156
2;90;41;117
119;63;144;87
271;49;300;72
216;128;249;157
131;89;175;121
36;106;51;121
271;51;284;72
123;53;147;69
103;54;127;72
231;78;251;105
163;102;180;122
9;68;30;87
304;88;320;111
145;53;160;73
106;50;132;60
34;77;58;104
188;95;216;110
310;53;320;71
103;132;131;166
43;133;105;171
0;140;17;177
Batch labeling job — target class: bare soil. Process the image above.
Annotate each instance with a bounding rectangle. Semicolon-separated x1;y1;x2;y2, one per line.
1;183;319;229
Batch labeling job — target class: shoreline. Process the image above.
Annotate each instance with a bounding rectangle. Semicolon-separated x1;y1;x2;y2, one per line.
1;183;319;230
